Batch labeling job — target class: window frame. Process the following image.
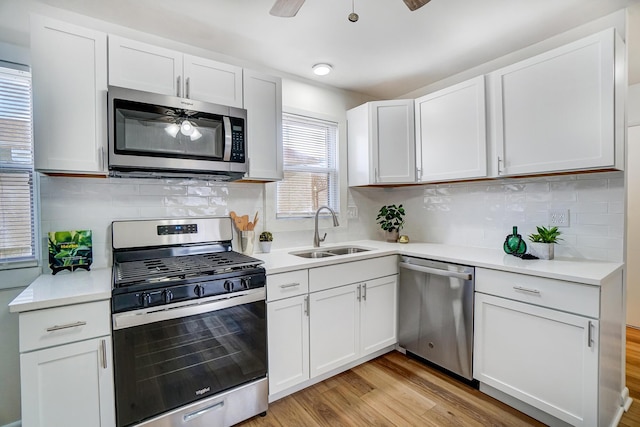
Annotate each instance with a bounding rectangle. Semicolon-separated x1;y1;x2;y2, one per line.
276;112;340;219
265;107;346;234
0;62;40;270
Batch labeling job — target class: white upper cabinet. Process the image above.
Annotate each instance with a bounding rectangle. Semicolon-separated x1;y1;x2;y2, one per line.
415;76;487;182
491;28;624;176
108;35;243;107
242;69;283;181
348;100;416;185
32;15;108;174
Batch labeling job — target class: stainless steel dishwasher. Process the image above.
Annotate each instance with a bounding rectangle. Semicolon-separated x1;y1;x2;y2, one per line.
398;256;475;381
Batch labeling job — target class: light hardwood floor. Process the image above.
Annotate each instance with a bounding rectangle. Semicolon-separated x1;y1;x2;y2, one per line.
240;327;640;426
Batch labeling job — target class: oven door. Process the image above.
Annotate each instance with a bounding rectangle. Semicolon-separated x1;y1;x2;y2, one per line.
112;289;266;427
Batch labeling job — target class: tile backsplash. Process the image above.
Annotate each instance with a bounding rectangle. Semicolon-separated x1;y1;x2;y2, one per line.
351;171;625;262
39;170;625;271
39;175;265;269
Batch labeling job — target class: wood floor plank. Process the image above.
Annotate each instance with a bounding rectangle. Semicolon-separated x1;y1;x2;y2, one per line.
241;326;640;427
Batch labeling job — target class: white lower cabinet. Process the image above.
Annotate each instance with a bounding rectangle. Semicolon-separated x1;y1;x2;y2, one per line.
473;267;625;427
266;256;398;399
21;337;115;427
474;293;598;426
267;294;310;395
310;275;398;378
17;300;115;427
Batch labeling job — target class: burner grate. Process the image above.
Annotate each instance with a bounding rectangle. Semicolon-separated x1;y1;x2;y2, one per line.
114;251;262;287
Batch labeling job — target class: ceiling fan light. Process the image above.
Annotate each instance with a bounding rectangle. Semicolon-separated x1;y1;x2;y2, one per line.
180;119;195;136
165;123;180;138
312;63;332;76
190;128;202;141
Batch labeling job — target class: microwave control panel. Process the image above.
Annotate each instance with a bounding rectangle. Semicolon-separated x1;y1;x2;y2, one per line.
229;117;245;163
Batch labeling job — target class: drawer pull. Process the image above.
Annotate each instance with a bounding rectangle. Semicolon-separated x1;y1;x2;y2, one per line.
362;283;367;301
279;282;300;289
46;321;87;332
304;296;309;316
513;286;541;295
588;321;594;348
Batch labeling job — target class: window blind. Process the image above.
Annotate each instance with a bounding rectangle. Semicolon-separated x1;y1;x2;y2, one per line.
277;113;339;218
0;65;36;264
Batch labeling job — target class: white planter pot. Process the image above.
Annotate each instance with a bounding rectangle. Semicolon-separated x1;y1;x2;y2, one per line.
529;242;554;260
385;230;399;243
259;241;272;253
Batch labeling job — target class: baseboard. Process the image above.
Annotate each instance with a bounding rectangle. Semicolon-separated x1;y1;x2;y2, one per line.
2;421;22;427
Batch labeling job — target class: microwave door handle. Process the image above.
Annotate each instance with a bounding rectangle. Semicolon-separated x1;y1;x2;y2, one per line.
223;116;232;161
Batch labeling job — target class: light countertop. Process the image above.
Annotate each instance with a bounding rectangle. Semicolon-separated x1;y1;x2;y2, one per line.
253;240;623;286
8;240;623;313
9;268;111;313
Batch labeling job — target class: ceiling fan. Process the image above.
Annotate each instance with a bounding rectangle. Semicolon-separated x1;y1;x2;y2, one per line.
270;0;431;17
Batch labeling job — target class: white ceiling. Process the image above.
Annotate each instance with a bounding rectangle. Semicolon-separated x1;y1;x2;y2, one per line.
1;0;639;98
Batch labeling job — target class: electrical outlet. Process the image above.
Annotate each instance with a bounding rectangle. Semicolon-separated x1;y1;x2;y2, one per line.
549;209;570;227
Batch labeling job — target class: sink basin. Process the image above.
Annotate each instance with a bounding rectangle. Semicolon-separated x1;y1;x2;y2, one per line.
290;246;372;258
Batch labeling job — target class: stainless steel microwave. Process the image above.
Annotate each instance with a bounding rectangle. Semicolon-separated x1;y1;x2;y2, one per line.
108;86;248;180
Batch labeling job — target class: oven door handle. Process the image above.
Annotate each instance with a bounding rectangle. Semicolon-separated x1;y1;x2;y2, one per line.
112;288;265;330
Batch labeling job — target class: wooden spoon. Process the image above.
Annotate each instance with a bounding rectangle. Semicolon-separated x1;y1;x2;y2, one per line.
240;215;249;231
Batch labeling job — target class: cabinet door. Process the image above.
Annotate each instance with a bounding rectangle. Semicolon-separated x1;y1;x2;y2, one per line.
474;293;598;426
20;337;115;427
32;16;107;174
267;295;309;395
416;76;487;182
242;70;283;180
492;29;617;176
360;275;398;355
184;55;243;107
371;100;416;183
108;35;181;96
309;284;360;377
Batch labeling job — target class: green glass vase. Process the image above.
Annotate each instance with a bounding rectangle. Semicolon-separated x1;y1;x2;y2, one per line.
503;226;527;255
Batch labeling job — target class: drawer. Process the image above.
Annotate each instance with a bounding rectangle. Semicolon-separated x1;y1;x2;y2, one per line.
19;300;111;352
267;270;309;302
309;255;398;293
475;268;599;318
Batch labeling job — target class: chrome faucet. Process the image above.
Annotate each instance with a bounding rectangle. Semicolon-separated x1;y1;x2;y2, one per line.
313;206;340;247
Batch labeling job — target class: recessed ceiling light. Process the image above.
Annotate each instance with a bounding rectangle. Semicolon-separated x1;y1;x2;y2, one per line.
312;63;332;76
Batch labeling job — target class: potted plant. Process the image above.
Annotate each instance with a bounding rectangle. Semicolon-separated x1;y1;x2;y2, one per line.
528;226;562;260
259;231;273;253
376;204;406;242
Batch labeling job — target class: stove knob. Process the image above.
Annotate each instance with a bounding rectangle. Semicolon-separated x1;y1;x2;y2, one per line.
194;284;205;298
224;280;234;292
162;289;173;304
140;292;152;308
241;277;251;289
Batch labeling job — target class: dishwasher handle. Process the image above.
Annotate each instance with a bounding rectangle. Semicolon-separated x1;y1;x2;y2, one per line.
399;261;473;281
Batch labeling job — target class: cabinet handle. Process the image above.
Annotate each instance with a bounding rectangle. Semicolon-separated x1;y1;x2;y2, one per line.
304;296;309;316
362;283;367;301
497;156;503;175
177;76;181;97
186;77;190;99
46;321;87;332
588;321;594;348
280;282;300;289
416;167;422;181
100;339;107;369
374;168;379;183
357;284;362;301
512;286;540;295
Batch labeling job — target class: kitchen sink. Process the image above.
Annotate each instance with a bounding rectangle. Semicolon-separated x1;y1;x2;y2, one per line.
290;246;372;258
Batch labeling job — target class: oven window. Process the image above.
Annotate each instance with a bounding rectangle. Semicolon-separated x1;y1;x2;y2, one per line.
114;99;224;160
112;300;266;427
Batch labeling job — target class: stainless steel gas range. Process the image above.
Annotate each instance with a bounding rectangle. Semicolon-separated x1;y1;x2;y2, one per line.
110;217;267;427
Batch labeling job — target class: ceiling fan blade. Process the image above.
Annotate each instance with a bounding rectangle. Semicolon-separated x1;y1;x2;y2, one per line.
270;0;306;17
403;0;431;11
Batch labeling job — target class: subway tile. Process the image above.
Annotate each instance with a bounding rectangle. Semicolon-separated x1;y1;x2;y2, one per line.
139;184;187;196
163;196;209;207
576;213;623;226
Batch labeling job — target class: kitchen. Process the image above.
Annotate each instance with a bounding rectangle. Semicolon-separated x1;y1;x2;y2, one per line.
0;0;638;426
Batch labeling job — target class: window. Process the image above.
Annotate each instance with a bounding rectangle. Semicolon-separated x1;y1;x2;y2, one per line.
277;113;339;218
0;63;36;267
